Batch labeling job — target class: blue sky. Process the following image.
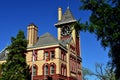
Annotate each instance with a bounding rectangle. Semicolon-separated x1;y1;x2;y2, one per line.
0;0;109;79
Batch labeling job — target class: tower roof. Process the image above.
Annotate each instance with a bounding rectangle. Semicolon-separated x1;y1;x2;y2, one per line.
55;8;77;26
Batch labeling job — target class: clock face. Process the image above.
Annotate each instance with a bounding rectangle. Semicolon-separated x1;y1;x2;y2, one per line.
61;25;72;36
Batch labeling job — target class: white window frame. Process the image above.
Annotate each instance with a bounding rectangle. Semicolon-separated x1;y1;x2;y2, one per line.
44;65;48;75
45;52;48;60
33;65;37;76
50;65;54;75
50;51;55;59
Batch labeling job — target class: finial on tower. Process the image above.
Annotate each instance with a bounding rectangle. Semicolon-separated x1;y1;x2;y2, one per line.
67;0;70;9
67;5;69;9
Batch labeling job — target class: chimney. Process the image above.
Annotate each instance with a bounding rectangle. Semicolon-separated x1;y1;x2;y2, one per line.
58;7;62;21
27;23;38;47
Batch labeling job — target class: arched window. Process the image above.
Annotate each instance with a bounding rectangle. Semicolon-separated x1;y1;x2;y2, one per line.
32;65;37;76
61;64;67;76
62;67;64;75
78;72;81;80
64;67;66;76
61;64;64;75
50;65;54;75
44;65;48;75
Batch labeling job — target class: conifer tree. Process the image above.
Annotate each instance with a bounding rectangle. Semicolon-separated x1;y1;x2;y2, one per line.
1;30;31;80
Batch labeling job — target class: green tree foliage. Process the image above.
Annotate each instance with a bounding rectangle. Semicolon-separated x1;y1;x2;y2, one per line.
75;0;120;79
1;30;31;80
82;67;93;80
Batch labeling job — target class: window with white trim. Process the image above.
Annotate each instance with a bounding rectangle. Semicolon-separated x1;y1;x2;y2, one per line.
44;65;48;75
50;65;54;75
45;52;48;60
50;51;55;59
64;68;66;76
33;65;37;76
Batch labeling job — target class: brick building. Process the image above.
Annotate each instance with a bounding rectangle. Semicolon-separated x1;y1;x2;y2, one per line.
0;7;82;80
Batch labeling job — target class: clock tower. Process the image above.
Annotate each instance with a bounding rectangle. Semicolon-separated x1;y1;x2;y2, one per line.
55;7;77;40
55;7;80;56
55;7;82;80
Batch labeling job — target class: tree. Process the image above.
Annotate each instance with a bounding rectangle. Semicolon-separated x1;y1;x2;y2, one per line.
75;0;120;79
93;63;115;80
82;63;115;80
1;30;31;80
82;67;93;80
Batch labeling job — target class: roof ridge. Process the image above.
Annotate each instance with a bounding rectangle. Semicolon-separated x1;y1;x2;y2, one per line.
39;32;51;38
39;32;58;41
